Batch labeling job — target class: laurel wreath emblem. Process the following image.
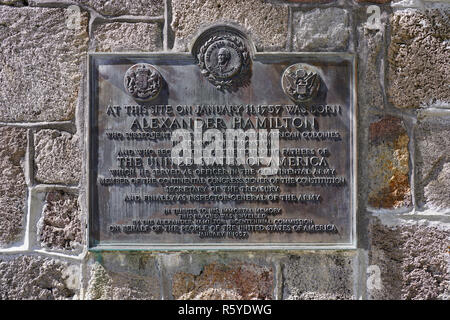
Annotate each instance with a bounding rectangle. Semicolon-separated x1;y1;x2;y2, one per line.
197;34;252;91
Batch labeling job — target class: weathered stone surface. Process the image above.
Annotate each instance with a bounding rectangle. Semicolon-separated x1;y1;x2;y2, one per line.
185;288;242;300
357;12;386;111
424;163;450;211
0;0;26;5
388;9;450;108
171;0;288;51
0;7;88;122
369;218;449;299
0;255;78;300
37;191;82;251
415;116;450;211
391;0;427;7
292;8;350;51
287;292;348;300
0;127;27;247
368;116;411;209
86;253;160;300
92;22;163;52
34;130;81;185
173;262;273;300
357;0;391;3
54;0;164;17
285;0;334;3
392;0;447;9
282;253;355;300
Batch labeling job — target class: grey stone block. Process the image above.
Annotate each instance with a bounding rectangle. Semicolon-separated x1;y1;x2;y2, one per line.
37;190;83;251
86;252;161;300
356;8;388;111
172;261;274;300
171;0;289;51
158;252;277;300
415;116;450;212
0;7;88;122
369;218;449;299
387;9;450;108
55;0;164;17
292;8;350;51
282;252;355;300
34;129;81;185
0;126;27;247
92;22;163;52
0;255;79;300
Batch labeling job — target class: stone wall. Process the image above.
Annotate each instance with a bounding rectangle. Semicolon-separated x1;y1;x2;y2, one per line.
0;0;448;300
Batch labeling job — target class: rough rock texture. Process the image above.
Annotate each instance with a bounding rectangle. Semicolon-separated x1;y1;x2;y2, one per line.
287;292;348;300
391;0;427;8
292;8;350;51
0;255;77;300
92;22;163;52
171;0;289;51
285;0;334;3
86;253;160;300
57;0;164;17
37;191;82;251
0;127;27;247
179;287;244;300
0;7;88;122
356;0;391;3
415;116;450;211
388;9;450;108
172;262;274;300
423;163;450;211
34;130;81;185
368;116;411;209
0;0;26;5
282;253;355;300
357;10;386;111
369;219;449;299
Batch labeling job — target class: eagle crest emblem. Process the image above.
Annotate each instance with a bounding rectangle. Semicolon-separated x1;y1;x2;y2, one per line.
282;64;321;103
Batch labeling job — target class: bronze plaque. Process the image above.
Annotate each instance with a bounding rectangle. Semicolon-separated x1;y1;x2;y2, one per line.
88;52;356;250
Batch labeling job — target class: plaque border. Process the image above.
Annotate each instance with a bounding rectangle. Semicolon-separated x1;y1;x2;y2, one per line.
87;52;357;251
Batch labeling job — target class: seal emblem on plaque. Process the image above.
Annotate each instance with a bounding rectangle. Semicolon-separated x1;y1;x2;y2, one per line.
124;63;162;101
282;64;321;103
197;33;252;91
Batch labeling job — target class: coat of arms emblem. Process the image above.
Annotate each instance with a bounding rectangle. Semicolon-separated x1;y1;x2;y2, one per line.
124;63;162;101
282;64;321;103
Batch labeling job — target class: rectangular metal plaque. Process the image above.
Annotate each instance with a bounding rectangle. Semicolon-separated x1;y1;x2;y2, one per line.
88;53;356;250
